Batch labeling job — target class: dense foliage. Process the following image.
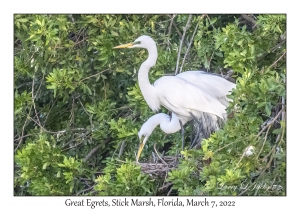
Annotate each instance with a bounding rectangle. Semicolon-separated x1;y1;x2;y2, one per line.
14;14;286;196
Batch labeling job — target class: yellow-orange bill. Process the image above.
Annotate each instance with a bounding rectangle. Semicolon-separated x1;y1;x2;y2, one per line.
113;42;134;49
136;142;145;161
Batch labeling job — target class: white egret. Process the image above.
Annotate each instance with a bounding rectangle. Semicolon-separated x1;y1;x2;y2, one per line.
138;71;236;158
114;35;235;160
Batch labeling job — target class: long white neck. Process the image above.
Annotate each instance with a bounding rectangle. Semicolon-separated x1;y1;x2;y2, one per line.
138;45;160;111
141;113;188;136
160;112;186;134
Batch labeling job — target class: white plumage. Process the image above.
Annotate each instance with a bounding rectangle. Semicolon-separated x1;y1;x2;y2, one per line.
114;35;236;160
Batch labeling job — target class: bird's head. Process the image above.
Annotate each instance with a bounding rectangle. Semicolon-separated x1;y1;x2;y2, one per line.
136;126;150;162
113;35;156;50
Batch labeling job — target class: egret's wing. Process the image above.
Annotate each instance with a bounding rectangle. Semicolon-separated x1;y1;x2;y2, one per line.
176;71;236;106
178;71;236;92
154;76;226;119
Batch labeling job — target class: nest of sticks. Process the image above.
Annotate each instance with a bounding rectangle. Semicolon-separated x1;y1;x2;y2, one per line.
135;143;180;178
138;155;179;177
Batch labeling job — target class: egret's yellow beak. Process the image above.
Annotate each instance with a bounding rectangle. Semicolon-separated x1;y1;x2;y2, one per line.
136;142;145;161
113;42;134;49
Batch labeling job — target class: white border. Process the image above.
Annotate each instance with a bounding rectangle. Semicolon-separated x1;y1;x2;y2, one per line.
2;0;298;209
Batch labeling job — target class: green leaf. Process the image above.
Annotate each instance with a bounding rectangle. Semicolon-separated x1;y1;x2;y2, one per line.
17;18;29;23
111;31;119;36
265;103;272;116
272;128;283;134
42;162;49;170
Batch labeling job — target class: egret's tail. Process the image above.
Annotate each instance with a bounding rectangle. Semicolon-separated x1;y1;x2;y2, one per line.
189;112;224;149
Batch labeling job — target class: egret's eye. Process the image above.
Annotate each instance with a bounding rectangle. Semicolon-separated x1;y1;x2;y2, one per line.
133;41;141;45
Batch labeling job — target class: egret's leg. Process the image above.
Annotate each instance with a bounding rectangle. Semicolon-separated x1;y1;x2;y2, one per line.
190;129;201;149
189;112;201;148
179;119;184;151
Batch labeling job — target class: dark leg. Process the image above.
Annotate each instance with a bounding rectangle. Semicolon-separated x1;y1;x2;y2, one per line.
179;119;184;151
189;112;202;149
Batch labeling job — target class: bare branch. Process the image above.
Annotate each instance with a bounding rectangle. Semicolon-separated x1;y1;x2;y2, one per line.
179;15;205;73
241;14;256;25
79;69;111;83
84;138;110;162
153;143;168;165
76;184;96;196
15;106;33;152
84;144;102;162
269;52;286;69
168;14;176;37
118;141;126;158
256;123;272;159
175;14;193;75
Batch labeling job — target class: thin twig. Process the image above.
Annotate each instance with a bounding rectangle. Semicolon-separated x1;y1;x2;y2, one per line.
215;109;284;155
258;132;284;178
62;141;84;151
205;14;216;29
269;52;286;69
258;35;286;61
43;98;58;127
241;14;256;25
31;76;42;128
179;16;203;73
256;125;272;159
175;14;192;75
84;144;102;162
153;143;168;165
78;99;93;128
79;69;111;83
214;140;242;153
155;15;177;24
168;15;176;37
62;133;90;149
118;141;126;158
112;141;121;159
14;134;36;142
159;182;173;190
207;51;214;71
253;109;284;142
168;18;183;38
15;106;33;152
167;187;173;196
69;95;75;127
76;184;96;196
